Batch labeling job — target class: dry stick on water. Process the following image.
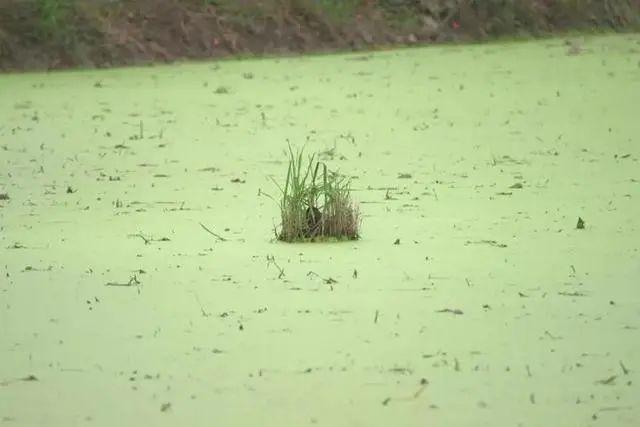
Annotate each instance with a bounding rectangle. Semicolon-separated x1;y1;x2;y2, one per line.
619;361;630;375
191;292;210;317
436;308;464;315
130;233;151;245
105;275;140;286
0;375;38;387
199;222;227;241
307;270;337;284
595;375;617;385
383;379;429;406
128;233;170;245
105;275;141;294
266;255;285;279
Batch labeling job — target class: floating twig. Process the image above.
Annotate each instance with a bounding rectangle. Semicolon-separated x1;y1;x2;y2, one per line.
619;361;630;375
465;239;507;248
436;308;464;315
307;271;337;284
0;374;38;387
127;233;169;245
199;222;227;241
129;233;150;244
544;330;562;340
558;291;588;297
266;255;285;279
105;275;141;294
595;375;617;386
192;292;210;317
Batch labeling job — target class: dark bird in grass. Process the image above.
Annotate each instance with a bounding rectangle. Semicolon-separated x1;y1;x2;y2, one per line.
305;206;322;237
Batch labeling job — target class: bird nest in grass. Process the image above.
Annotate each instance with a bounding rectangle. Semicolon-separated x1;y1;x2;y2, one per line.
270;146;360;242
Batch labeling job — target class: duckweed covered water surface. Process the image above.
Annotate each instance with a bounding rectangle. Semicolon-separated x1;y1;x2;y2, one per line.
1;34;639;426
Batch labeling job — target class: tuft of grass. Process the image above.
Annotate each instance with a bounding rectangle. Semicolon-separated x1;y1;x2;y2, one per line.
270;145;359;242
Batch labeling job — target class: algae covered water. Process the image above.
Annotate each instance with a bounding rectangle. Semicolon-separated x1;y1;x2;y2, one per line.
1;34;639;426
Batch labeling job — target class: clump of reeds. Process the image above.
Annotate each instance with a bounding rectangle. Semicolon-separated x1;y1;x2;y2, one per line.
272;146;359;242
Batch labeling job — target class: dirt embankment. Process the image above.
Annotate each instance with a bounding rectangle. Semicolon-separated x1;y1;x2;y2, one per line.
1;0;639;71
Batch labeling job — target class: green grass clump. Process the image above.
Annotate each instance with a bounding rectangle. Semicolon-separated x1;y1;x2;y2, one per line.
272;146;360;242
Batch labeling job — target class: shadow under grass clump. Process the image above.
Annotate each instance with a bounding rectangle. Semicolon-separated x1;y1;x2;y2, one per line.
272;146;360;243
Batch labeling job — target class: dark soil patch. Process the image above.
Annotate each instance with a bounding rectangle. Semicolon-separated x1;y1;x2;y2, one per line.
1;0;639;71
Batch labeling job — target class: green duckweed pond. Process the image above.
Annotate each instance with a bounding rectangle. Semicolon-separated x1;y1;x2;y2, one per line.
1;34;639;426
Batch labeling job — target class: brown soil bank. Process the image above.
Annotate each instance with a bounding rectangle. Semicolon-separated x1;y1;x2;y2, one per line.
1;0;639;71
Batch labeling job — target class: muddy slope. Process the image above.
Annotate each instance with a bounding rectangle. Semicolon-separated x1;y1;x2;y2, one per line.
1;0;639;71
